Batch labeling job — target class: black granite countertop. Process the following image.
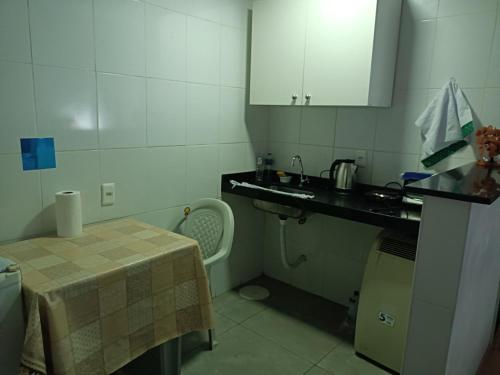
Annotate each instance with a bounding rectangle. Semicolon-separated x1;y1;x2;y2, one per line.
222;172;421;234
406;162;500;205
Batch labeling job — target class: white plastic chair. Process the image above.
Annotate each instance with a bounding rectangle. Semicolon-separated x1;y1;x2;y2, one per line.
175;198;235;350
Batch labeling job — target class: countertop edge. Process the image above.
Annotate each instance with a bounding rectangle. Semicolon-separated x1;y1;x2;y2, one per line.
405;162;499;205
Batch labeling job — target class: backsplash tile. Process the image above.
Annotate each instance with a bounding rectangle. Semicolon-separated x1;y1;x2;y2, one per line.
299;107;336;147
372;151;420;186
268;107;302;143
335;108;377;150
333;148;374;184
374;90;427;154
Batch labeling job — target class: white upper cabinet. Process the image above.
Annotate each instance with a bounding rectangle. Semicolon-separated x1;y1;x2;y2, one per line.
249;0;402;107
250;0;308;106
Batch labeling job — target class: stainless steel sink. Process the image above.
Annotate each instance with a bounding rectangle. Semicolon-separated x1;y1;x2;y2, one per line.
269;185;315;198
252;199;307;219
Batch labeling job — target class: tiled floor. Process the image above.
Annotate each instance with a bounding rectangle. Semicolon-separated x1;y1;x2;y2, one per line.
181;276;390;375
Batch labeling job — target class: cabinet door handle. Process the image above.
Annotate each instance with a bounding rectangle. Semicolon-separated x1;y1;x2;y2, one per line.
292;94;298;100
305;94;311;100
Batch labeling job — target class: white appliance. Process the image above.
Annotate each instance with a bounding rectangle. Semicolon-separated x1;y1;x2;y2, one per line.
354;231;417;374
0;258;24;375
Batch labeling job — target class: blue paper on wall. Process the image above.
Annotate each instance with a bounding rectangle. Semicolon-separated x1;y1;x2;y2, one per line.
20;138;56;171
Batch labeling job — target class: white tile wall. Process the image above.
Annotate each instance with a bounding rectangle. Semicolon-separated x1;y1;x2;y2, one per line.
34;65;98;150
186;145;220;201
0;61;36;154
97;73;147;148
29;0;95;69
187;17;220;85
263;211;382;306
429;12;496;88
264;0;500;306
40;151;101;230
1;0;499;305
0;0;31;63
0;0;264;250
186;83;220;145
0;155;43;241
146;78;187;146
94;0;146;76
145;4;186;81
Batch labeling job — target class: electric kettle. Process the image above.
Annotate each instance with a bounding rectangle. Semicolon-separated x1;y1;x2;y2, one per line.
329;159;358;191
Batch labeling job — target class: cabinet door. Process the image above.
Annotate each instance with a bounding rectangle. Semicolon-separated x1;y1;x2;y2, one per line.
250;0;307;105
302;0;378;106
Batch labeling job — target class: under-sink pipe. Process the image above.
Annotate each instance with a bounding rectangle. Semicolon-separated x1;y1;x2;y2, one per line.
279;218;307;269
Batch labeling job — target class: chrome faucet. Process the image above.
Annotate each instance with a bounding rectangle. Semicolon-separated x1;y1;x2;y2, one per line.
291;155;309;187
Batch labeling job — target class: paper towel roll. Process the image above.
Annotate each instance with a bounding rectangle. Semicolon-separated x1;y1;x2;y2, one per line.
55;191;82;237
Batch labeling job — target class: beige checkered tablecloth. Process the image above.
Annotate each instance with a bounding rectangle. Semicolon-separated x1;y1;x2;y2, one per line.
0;219;214;375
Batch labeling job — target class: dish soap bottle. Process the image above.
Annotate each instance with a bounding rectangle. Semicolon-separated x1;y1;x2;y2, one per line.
256;155;264;183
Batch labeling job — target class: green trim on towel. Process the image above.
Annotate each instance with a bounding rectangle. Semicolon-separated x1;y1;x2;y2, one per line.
461;121;474;138
421;140;468;168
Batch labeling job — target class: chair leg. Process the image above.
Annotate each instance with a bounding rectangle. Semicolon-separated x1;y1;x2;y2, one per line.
208;328;217;350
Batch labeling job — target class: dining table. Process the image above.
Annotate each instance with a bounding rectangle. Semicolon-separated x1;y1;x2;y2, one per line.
0;218;214;375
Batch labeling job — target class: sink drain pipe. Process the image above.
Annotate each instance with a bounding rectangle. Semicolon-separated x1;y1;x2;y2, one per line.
279;216;307;269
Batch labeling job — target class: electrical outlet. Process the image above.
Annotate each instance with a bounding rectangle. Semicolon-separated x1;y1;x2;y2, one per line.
101;183;115;206
355;150;367;167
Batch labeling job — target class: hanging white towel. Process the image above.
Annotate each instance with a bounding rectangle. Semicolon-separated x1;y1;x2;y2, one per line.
415;78;474;167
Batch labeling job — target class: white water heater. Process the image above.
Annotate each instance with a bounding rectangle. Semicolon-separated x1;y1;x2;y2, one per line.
0;258;24;375
355;231;417;373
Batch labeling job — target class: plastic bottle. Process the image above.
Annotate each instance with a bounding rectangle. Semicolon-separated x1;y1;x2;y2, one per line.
264;153;274;182
256;155;264;183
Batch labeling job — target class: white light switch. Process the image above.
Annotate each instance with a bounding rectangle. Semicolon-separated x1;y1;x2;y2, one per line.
101;183;115;206
355;150;367;167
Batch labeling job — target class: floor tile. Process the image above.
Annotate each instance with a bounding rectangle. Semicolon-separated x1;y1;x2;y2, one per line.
304;366;332;375
240;276;347;333
317;343;390;375
182;325;311;375
182;312;238;354
214;290;267;323
243;308;342;363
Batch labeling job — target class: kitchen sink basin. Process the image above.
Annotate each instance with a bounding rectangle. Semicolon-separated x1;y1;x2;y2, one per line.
252;199;307;219
269;185;315;198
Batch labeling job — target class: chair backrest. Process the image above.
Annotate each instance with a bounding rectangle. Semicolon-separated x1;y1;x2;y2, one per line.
178;198;234;267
